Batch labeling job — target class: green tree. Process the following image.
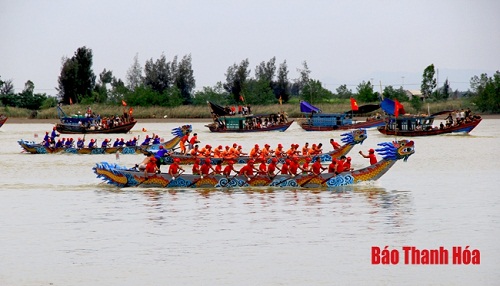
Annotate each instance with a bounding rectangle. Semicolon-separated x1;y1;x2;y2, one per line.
275;60;290;103
421;64;437;99
382;85;409;102
356;81;377;102
174;54;196;105
301;79;332;103
57;46;96;104
17;80;47;110
126;53;143;90
143;54;171;94
471;71;500;113
336;84;353;99
224;59;250;103
192;83;229;106
410;95;423;113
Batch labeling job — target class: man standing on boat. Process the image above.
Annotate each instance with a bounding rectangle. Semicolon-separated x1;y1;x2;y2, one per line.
189;133;200;150
359;149;377;165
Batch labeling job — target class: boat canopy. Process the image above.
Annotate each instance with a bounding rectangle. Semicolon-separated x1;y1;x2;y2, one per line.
300;101;321;113
381;98;406;116
207;101;231;117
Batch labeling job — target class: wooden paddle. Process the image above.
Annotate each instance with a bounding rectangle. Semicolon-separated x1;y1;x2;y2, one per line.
299;169;326;187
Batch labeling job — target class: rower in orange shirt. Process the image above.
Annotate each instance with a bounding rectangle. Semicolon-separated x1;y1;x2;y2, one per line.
249;144;260;158
302;142;310;156
213;145;223;158
260;144;273;160
221;145;231;159
275;144;285;158
190;144;200;156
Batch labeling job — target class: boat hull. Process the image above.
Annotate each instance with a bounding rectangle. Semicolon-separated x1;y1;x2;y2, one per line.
55;120;137;134
18;134;182;155
377;118;482;136
206;120;294;133
299;118;385;131
93;160;397;189
0;115;7;128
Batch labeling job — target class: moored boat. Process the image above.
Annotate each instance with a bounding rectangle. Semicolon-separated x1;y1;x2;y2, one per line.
205;101;293;132
377;98;482;136
298;100;384;131
377;115;482;136
159;129;368;165
18;125;192;154
93;139;415;188
55;105;137;134
0;114;7;128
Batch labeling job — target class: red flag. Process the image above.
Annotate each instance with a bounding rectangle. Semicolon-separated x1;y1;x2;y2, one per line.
69;97;73;105
350;98;359;111
128;107;133;115
122;100;127;106
394;99;401;117
239;94;244;102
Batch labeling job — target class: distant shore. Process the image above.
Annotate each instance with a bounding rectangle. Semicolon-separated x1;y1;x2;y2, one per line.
4;114;499;124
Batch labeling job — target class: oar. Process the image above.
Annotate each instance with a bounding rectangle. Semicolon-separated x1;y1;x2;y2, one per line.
170;169;185;181
187;174;209;188
299;170;326;187
221;174;238;187
272;174;293;186
320;173;337;185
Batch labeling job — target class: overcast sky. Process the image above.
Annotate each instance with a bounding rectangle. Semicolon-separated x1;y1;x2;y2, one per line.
1;0;499;95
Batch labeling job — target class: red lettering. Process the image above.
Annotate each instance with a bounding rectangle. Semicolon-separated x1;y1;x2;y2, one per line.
372;247;381;264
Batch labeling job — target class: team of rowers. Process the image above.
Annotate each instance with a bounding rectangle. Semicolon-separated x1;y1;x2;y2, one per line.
138;134;378;179
40;128;162;149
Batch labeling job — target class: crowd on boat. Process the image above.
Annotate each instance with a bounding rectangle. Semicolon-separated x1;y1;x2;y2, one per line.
443;108;481;128
74;106;135;131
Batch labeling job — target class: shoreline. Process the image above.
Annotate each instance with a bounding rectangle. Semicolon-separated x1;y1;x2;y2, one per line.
4;114;500;124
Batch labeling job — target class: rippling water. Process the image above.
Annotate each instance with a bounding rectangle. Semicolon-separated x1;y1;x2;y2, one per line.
1;119;499;285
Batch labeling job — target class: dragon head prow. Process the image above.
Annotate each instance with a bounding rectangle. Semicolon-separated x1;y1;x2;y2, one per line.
171;125;193;137
341;129;368;145
376;139;415;161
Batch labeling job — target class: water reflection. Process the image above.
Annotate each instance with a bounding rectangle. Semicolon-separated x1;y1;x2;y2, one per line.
111;185;415;234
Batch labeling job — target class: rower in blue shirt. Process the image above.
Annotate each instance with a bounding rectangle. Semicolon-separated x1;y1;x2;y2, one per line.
101;139;110;148
152;135;161;145
50;127;59;141
88;139;97;148
77;138;85;149
141;135;151;146
113;138;120;147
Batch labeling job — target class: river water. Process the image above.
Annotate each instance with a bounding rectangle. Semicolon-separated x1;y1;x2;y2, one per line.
0;119;498;285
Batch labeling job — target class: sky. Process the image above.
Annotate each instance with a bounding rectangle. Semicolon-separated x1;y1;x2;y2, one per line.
1;0;499;96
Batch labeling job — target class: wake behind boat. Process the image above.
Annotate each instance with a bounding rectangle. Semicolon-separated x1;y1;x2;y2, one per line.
93;139;415;188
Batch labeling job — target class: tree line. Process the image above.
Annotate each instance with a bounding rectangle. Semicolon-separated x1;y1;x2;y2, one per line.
1;46;499;113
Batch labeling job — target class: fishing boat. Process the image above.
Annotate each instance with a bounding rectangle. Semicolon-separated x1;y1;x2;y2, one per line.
158;129;368;165
205;101;293;132
298;100;384;131
0;114;7;128
54;105;137;134
93;139;415;188
376;98;482;136
18;125;192;154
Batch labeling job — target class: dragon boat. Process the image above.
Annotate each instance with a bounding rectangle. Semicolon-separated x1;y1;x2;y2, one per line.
158;129;368;165
93;139;415;189
0;114;7;128
17;125;192;154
